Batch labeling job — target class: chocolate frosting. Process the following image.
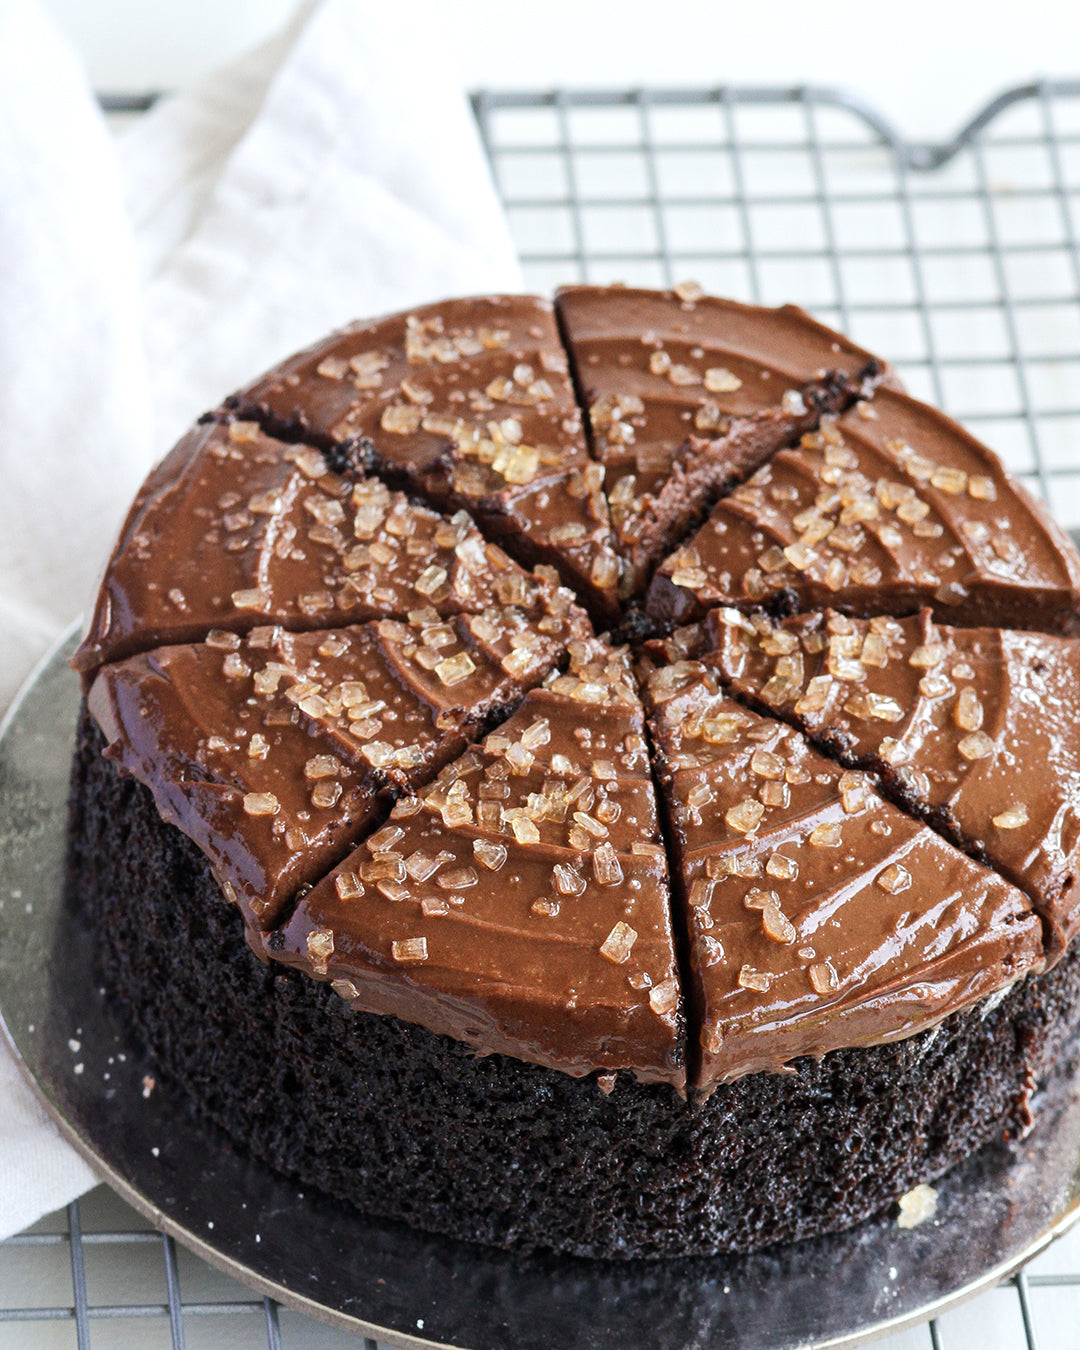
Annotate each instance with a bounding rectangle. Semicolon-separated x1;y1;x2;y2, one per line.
87;605;585;932
230;295;622;619
556;285;891;592
648;386;1080;633
73;286;1080;1089
271;640;684;1085
73;418;585;677
640;659;1042;1088
705;606;1080;953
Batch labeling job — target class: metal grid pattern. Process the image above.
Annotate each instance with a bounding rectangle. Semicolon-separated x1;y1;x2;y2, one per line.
474;80;1080;531
5;81;1080;1349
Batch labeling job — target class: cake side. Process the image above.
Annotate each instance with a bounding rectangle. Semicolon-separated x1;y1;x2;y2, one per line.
67;706;1080;1259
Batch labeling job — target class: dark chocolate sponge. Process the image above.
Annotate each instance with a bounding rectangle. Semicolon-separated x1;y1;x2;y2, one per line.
67;709;1080;1259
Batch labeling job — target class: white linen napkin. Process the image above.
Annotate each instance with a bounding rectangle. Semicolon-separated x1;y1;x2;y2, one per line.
0;0;521;1241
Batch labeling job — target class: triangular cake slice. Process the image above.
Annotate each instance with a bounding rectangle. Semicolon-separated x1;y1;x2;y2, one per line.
72;418;583;676
230;296;622;621
648;386;1080;633
639;655;1042;1091
556;284;890;594
705;605;1080;951
87;607;582;931
271;639;685;1088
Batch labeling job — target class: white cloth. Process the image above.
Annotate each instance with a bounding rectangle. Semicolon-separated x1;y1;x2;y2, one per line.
0;0;521;1241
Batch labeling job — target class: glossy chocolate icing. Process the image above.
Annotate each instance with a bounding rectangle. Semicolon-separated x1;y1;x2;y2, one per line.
74;286;1080;1089
556;284;890;594
230;295;622;619
640;658;1042;1088
272;640;684;1085
73;418;585;677
705;606;1080;953
648;386;1080;632
87;605;583;932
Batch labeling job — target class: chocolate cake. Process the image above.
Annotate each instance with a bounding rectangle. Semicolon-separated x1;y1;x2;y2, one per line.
65;286;1080;1260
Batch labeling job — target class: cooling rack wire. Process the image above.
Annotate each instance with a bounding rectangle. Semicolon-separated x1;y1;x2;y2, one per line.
4;80;1080;1350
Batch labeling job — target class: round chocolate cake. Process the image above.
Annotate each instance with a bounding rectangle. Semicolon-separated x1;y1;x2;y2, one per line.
66;285;1080;1259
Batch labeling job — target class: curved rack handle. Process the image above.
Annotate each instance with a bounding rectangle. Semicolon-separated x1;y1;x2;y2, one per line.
814;78;1080;170
471;79;1080;172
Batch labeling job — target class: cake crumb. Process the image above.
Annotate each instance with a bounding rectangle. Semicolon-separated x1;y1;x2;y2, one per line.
897;1183;938;1228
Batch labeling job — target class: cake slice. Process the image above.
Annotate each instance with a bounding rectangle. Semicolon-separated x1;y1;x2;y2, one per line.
647;386;1080;633
72;418;582;676
230;295;622;621
640;656;1043;1090
270;639;685;1087
556;284;890;595
705;606;1080;951
87;607;583;931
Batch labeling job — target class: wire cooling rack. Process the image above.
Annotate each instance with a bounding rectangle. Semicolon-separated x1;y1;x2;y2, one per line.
474;80;1080;532
6;80;1080;1350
